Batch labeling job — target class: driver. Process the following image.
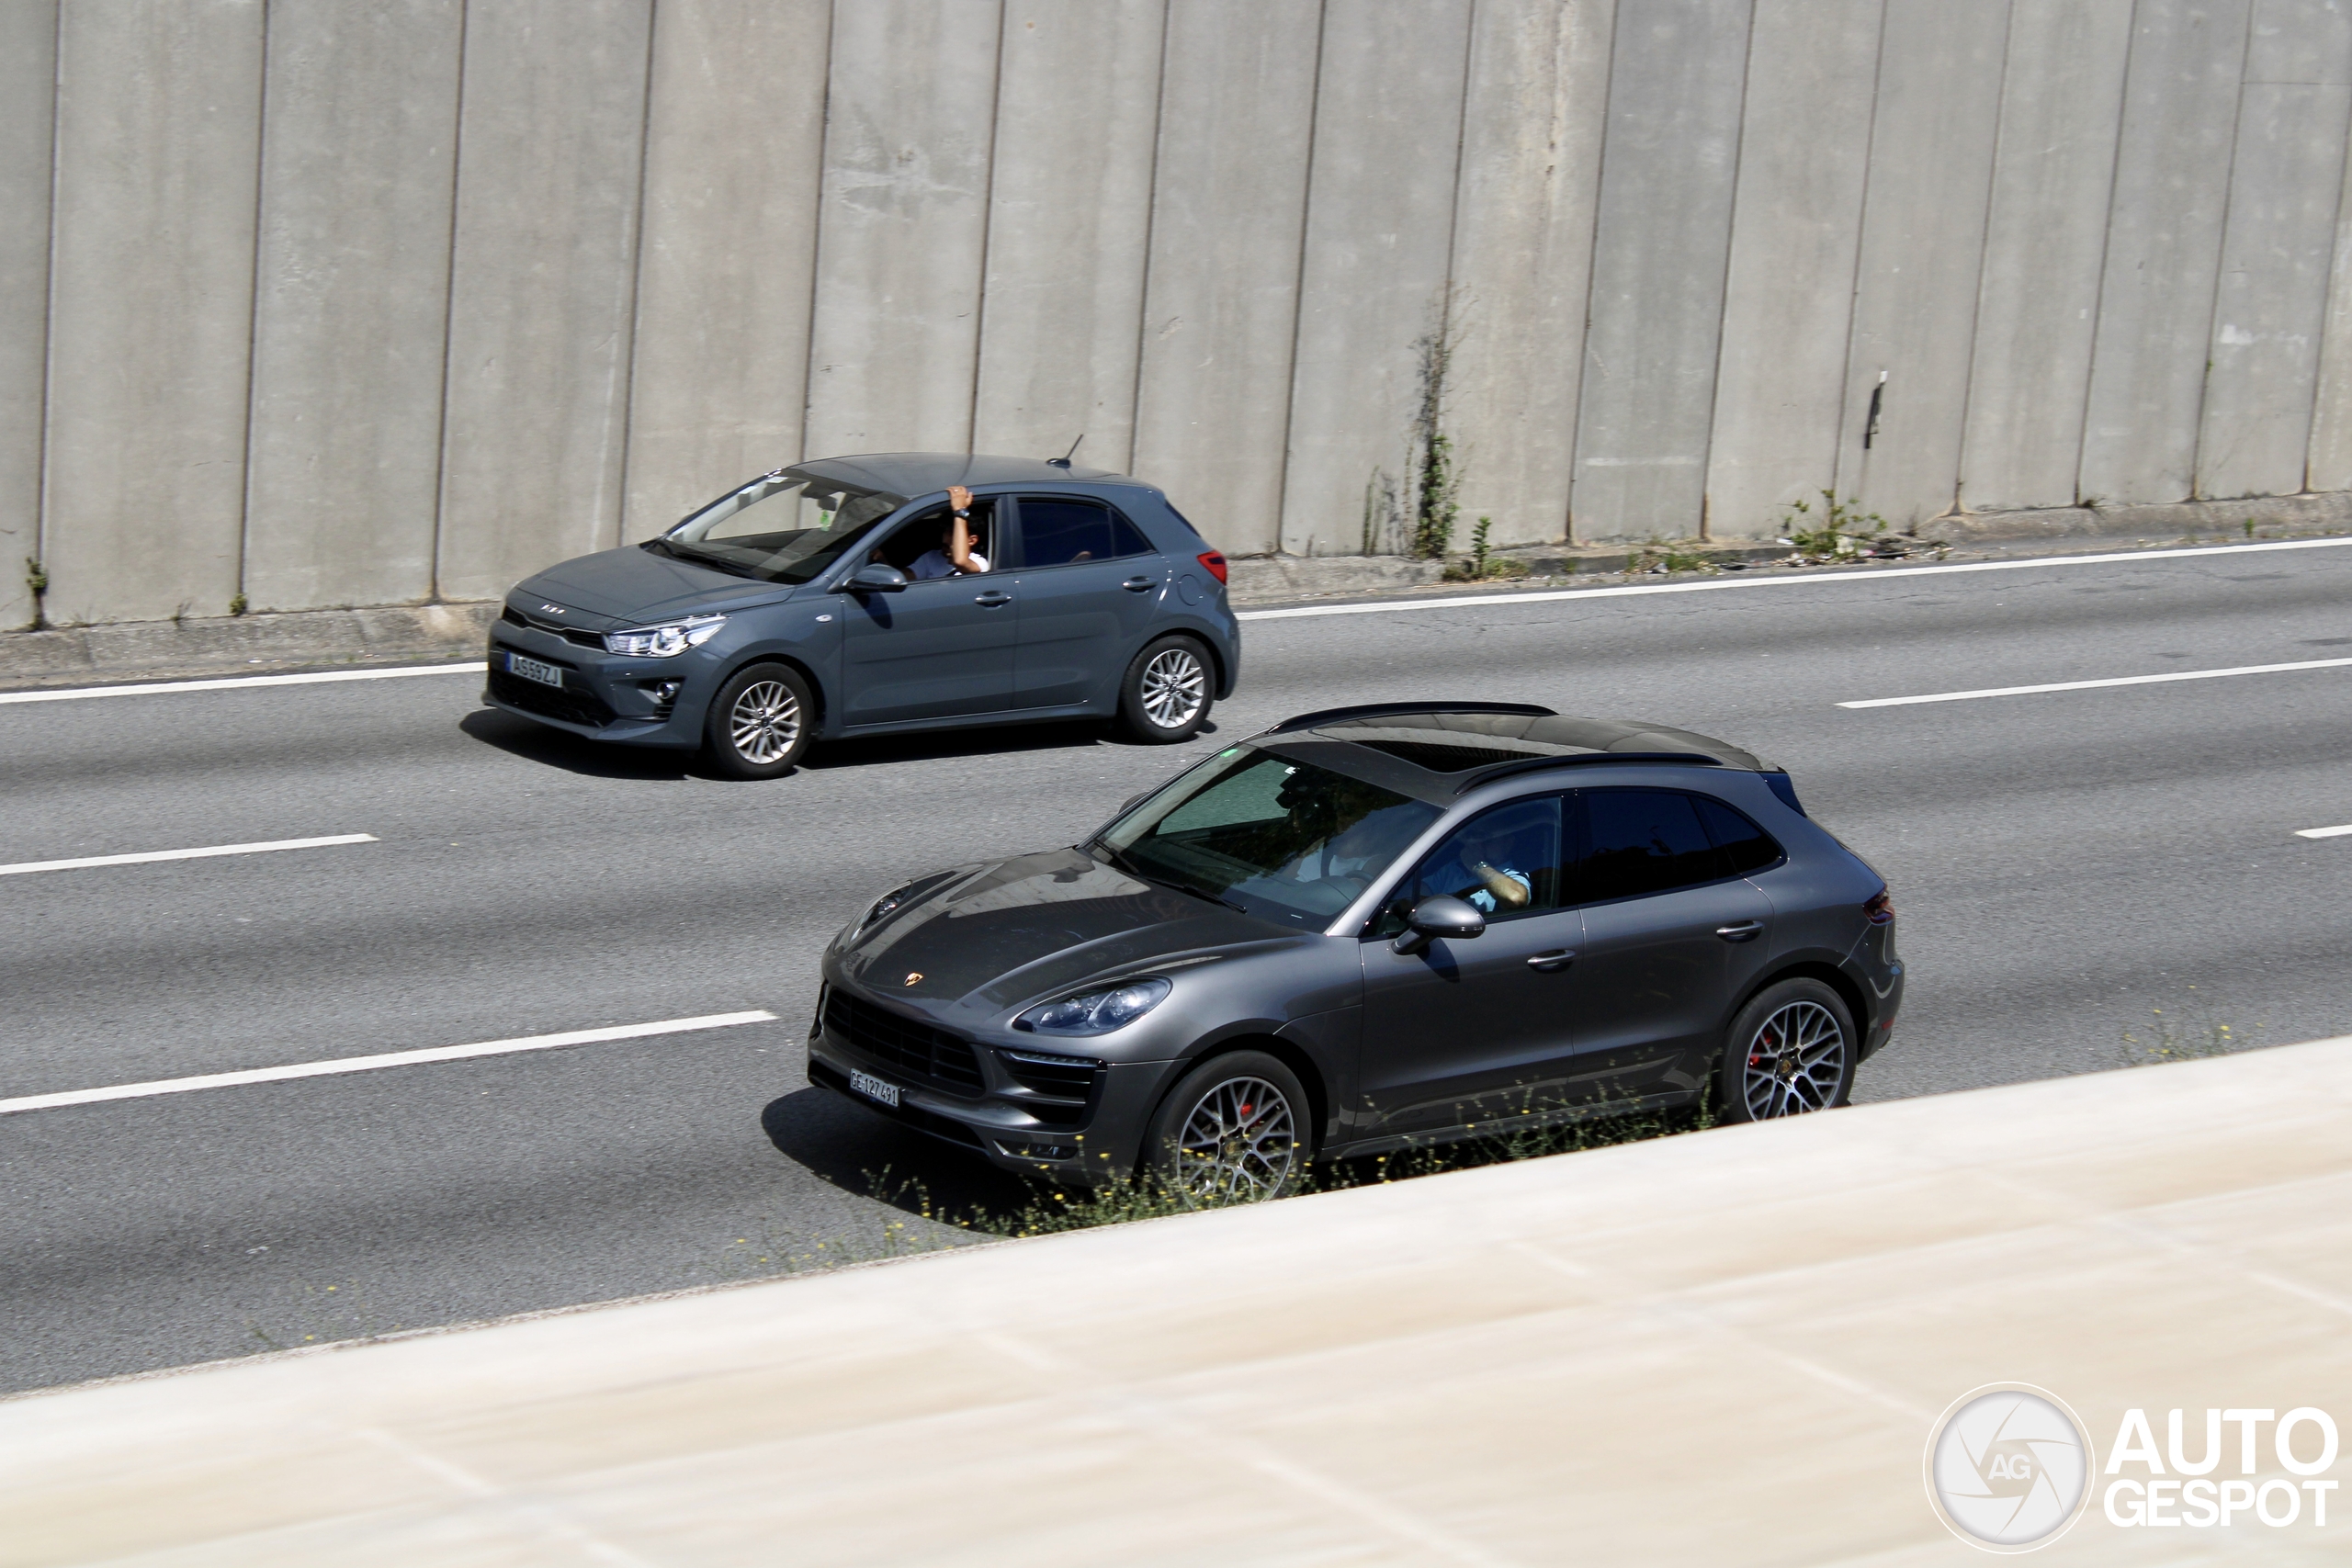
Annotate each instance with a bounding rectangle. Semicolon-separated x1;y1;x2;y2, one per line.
909;485;989;580
1431;814;1532;913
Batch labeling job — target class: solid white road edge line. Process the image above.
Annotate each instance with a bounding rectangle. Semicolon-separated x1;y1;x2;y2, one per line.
0;834;379;877
1838;656;2352;709
1234;534;2352;621
0;661;486;705
2297;824;2352;840
0;1011;780;1116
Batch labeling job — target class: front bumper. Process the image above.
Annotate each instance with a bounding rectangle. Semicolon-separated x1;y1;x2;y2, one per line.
484;620;710;748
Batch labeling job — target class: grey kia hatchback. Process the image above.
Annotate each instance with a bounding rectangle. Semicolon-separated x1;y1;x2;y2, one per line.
810;704;1904;1199
486;454;1240;775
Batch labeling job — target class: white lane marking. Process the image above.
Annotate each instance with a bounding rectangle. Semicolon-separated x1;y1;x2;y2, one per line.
0;833;379;877
1838;656;2352;709
1234;534;2352;621
0;660;486;705
2298;824;2352;840
0;1010;778;1116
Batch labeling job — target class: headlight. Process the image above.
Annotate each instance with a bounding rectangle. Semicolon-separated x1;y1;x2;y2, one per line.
603;613;727;658
860;882;918;929
1013;976;1171;1036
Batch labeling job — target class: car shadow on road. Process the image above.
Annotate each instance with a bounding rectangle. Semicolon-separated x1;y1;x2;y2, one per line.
798;717;1220;773
458;708;705;780
760;1089;1041;1228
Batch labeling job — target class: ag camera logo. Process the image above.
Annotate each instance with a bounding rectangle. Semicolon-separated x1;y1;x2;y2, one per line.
1925;1384;2093;1551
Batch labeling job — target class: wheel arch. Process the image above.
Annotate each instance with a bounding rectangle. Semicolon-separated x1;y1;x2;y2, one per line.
712;648;830;731
1163;1031;1332;1154
1725;960;1870;1058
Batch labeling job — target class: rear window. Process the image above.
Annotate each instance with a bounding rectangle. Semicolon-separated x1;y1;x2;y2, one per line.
1577;789;1724;902
1018;497;1154;569
1694;796;1783;875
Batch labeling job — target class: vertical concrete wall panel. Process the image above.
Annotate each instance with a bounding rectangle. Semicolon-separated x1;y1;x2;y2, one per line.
2197;1;2352;499
2308;75;2352;488
2079;0;2247;505
1447;0;1614;547
1127;0;1320;553
435;0;654;604
1279;1;1476;558
243;0;462;613
1571;0;1754;541
623;0;831;540
42;0;262;625
1835;0;2011;528
1959;0;2133;513
1702;0;1881;542
801;1;1003;459
0;2;56;630
970;1;1166;473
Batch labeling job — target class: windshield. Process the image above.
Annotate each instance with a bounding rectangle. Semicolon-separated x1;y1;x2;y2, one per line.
1095;745;1441;929
658;469;906;583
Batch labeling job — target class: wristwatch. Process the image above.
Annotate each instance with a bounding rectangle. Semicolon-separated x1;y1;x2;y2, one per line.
953;507;970;518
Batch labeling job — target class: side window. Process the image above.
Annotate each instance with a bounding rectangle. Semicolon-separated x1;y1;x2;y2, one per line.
1018;497;1148;568
1693;796;1783;875
1575;789;1728;903
1384;795;1565;930
871;499;995;575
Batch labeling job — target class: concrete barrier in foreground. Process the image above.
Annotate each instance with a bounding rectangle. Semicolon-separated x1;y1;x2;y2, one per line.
6;1039;2351;1565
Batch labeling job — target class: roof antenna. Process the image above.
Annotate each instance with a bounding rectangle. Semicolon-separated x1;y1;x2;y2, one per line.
1046;433;1084;469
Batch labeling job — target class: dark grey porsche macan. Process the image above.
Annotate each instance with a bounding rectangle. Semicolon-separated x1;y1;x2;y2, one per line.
810;704;1904;1198
485;454;1240;774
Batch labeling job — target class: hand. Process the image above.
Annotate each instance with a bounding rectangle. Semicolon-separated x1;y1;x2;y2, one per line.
947;484;973;513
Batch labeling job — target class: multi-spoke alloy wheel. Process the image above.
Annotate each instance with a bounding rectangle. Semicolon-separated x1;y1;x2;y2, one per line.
1739;999;1848;1118
1172;1076;1298;1201
729;680;801;763
1118;635;1214;742
703;662;813;779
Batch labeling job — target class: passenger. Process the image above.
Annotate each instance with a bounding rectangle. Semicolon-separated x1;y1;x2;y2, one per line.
908;485;989;580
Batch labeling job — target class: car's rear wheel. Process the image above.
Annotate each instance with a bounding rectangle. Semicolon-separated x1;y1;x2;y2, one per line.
1116;635;1212;743
1142;1050;1310;1203
1715;978;1855;1122
704;662;812;779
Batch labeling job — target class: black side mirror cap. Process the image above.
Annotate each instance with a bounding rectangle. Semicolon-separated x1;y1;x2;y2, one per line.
1392;894;1486;955
850;563;910;592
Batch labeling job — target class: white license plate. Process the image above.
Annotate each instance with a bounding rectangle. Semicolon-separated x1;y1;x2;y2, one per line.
505;651;564;688
848;1070;900;1109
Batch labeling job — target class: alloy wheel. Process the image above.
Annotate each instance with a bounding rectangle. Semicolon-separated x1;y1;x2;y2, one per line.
1139;647;1207;729
1172;1076;1298;1201
1740;999;1847;1118
729;680;802;764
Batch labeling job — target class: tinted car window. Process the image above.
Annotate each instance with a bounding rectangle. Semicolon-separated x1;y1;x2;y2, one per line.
1693;795;1782;875
1577;789;1727;902
1019;497;1151;568
1393;796;1564;925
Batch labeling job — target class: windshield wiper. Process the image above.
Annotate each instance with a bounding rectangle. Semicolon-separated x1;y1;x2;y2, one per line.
656;540;759;580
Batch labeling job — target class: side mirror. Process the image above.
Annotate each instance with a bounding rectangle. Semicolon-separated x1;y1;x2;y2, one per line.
1392;895;1486;955
849;562;909;593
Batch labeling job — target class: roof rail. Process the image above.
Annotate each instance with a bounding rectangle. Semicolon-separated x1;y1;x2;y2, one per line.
1453;751;1722;795
1261;701;1557;736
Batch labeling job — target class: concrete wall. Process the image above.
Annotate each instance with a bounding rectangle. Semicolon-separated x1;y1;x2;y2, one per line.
14;0;2352;627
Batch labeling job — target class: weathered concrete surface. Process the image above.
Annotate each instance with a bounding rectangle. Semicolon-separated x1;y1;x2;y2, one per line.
0;604;498;685
0;1;55;634
242;0;462;615
1570;0;1753;543
1127;0;1321;555
40;0;263;626
801;1;1003;457
969;0;1167;474
2310;68;2352;491
1960;0;2134;513
1446;0;1614;548
1702;0;1882;542
620;0;831;543
1838;0;2010;529
433;0;653;606
2196;0;2352;502
9;1036;2352;1564
1277;1;1475;558
2079;0;2248;507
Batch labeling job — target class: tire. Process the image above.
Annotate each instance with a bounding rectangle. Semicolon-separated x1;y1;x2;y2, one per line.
1141;1050;1311;1203
1714;978;1856;1122
1116;634;1213;744
703;662;813;779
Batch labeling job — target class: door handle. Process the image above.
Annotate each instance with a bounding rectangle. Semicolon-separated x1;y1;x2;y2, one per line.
973;591;1012;607
1121;576;1156;592
1526;949;1576;972
1715;920;1764;942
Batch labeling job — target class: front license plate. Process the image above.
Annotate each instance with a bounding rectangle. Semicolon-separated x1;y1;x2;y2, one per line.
505;651;564;689
848;1070;900;1109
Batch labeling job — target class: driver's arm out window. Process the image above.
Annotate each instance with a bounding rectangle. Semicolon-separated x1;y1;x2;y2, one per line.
1383;796;1565;932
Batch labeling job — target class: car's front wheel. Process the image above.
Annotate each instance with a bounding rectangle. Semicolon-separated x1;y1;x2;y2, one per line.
704;662;813;779
1116;635;1213;743
1715;978;1855;1122
1142;1050;1310;1203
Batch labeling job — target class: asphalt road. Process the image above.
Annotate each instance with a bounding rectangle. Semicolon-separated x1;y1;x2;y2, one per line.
5;539;2350;1393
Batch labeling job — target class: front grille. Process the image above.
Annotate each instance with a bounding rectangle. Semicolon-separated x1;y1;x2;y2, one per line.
487;663;617;728
824;991;986;1096
501;604;605;649
997;1049;1102;1127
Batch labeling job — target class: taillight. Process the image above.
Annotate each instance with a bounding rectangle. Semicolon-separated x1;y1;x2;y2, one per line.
1196;550;1228;584
1863;889;1894;925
